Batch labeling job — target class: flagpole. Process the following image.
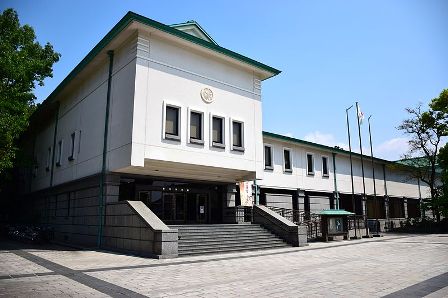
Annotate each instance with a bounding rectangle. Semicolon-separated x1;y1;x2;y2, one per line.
346;105;357;238
355;101;369;237
368;115;379;236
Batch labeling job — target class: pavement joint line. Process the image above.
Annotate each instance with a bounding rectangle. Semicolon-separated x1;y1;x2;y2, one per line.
382;272;448;298
0;272;58;280
4;244;148;298
384;241;448;245
78;235;417;274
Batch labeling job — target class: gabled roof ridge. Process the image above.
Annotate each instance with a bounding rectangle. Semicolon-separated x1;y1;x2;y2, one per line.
35;11;281;112
170;19;218;45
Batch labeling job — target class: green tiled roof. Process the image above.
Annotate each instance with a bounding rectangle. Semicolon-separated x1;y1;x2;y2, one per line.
40;12;280;108
319;209;354;216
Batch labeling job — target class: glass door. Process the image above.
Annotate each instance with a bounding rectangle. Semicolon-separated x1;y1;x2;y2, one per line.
163;193;186;223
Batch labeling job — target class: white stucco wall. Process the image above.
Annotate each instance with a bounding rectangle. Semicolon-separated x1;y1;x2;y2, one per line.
124;32;264;183
31;38;136;192
260;137;336;193
259;136;423;199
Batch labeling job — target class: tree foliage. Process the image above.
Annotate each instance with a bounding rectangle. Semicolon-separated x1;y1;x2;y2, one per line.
397;89;448;221
436;144;448;218
0;8;60;174
431;89;448;218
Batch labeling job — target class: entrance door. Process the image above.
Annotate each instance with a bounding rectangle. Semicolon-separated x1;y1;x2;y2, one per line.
163;193;186;223
186;193;208;223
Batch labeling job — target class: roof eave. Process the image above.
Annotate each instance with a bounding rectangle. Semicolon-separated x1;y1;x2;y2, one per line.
262;131;392;164
39;11;280;108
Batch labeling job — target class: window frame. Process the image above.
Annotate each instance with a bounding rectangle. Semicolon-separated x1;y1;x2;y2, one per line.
283;147;293;173
56;140;63;167
68;131;76;161
322;155;330;177
163;101;181;141
46;146;52;172
210;114;225;148
264;144;273;170
306;152;315;176
187;108;204;145
230;118;245;152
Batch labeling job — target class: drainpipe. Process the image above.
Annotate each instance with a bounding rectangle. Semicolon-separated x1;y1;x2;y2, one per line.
98;50;114;248
332;152;339;209
50;102;60;187
383;164;389;228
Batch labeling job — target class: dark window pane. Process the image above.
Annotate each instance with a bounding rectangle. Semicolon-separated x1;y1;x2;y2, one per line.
165;106;179;136
284;150;291;170
212;117;223;144
70;133;75;158
307;154;313;173
232;121;242;147
322;157;328;175
57;141;62;164
264;146;272;167
190;112;202;140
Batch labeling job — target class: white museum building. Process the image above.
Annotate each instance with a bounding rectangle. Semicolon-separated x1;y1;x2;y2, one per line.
19;12;429;257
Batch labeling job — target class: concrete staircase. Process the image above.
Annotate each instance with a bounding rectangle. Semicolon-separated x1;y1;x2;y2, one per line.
169;223;290;256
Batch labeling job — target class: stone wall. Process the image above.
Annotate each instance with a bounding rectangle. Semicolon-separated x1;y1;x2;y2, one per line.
103;201;178;258
30;174;114;247
25;174;177;258
253;205;307;247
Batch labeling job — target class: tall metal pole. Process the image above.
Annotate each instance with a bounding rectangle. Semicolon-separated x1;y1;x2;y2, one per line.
355;102;369;237
346;105;357;238
368;116;378;235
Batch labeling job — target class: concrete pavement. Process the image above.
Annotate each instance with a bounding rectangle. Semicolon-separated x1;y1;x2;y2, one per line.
1;234;447;297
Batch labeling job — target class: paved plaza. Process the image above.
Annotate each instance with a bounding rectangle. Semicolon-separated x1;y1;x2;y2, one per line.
0;234;447;297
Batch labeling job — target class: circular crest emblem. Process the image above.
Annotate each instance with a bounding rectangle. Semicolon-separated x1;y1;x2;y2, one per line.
200;88;214;103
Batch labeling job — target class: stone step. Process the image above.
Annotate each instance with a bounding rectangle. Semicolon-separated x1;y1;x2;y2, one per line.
178;234;279;242
171;223;291;256
178;238;286;248
169;223;254;228
171;225;264;232
177;230;274;237
178;243;289;256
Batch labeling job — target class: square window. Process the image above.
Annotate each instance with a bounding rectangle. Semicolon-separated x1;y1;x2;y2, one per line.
322;156;329;177
165;105;180;140
212;116;225;148
307;153;314;175
264;145;273;170
284;149;292;172
189;111;203;144
232;120;244;151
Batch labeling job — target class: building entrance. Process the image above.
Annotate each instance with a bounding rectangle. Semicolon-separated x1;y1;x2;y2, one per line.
138;189;210;224
162;192;208;224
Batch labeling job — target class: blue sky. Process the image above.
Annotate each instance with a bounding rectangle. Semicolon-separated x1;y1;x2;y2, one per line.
3;0;447;160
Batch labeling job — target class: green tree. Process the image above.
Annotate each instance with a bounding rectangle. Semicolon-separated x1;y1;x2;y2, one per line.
436;144;448;218
0;8;60;175
397;89;448;221
431;89;448;218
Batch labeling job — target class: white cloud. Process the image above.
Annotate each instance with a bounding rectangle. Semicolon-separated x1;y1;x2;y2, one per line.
284;132;294;138
303;131;413;161
374;137;409;161
304;131;348;150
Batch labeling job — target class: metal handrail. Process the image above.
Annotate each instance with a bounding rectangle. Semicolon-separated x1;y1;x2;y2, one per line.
347;215;366;230
265;206;322;240
266;206;369;240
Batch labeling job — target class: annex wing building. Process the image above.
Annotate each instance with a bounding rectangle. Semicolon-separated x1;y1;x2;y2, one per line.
19;12;429;257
